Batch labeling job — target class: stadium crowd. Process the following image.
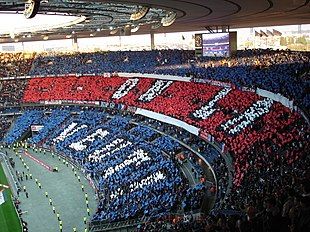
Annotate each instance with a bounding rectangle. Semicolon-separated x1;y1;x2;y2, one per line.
0;49;309;231
137;153;310;232
133;112;310;232
1;104;308;231
21;75;308;186
0;52;34;77
0;80;28;106
3;109;209;222
26;49;310;110
131;115;229;205
0;116;12;139
0;49;309;110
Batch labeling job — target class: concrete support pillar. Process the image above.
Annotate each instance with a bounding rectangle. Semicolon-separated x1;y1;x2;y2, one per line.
150;31;155;50
72;35;78;51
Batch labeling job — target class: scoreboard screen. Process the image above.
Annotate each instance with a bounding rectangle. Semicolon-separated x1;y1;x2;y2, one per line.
195;32;237;57
202;33;229;57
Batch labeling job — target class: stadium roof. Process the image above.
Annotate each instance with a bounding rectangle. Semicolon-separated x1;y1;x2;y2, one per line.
0;0;309;43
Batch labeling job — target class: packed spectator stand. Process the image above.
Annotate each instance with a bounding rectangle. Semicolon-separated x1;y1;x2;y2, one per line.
2;108;211;224
0;52;34;78
0;49;309;231
0;80;28;106
27;49;310;111
1;49;309;111
0;115;12;140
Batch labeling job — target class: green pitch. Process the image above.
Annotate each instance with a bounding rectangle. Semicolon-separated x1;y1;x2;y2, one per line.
0;164;22;232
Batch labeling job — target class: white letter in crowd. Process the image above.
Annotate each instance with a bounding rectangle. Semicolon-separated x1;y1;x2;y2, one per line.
112;78;139;99
102;149;150;179
87;138;132;162
69;128;109;151
193;88;231;119
53;122;87;143
221;98;274;135
110;170;165;199
138;80;173;102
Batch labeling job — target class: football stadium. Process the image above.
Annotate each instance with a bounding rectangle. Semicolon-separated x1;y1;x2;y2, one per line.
0;1;309;232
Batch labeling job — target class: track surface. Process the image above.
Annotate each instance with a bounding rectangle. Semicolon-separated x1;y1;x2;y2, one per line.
3;148;97;232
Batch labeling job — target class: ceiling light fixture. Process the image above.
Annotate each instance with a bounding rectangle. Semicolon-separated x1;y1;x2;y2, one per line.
161;12;177;27
130;6;149;21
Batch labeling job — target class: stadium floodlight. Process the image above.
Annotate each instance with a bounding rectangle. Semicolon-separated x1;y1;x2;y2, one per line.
161;12;177;27
130;6;149;21
110;28;118;35
24;0;41;19
131;25;140;33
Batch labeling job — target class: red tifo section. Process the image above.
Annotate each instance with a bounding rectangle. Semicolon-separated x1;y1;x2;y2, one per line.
22;76;303;185
22;76;300;155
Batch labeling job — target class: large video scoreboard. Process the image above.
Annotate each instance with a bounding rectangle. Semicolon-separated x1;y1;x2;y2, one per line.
195;32;237;57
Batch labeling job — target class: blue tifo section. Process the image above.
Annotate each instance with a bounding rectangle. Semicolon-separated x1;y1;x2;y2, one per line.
130;125;157;140
3;110;44;144
30;109;71;144
3;109;207;222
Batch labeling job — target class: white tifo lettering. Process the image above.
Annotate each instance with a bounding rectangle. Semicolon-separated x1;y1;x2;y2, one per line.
193;88;231;119
112;78;139;99
69;128;109;151
221;98;274;135
87;138;132;162
138;80;173;102
53;122;87;143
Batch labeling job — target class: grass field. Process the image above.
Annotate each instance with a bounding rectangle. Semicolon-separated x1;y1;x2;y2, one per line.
0;164;22;232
